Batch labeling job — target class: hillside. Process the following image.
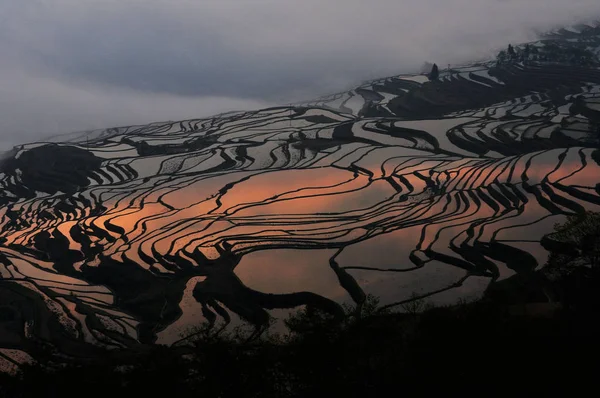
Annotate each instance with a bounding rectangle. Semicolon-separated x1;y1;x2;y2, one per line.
1;22;600;371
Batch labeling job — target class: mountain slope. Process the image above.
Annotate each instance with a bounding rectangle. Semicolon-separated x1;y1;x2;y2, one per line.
1;22;600;366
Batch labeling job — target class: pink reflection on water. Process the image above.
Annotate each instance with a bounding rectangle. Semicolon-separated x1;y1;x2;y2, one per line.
234;249;351;304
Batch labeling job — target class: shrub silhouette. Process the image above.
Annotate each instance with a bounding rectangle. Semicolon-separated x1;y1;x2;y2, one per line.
429;63;440;81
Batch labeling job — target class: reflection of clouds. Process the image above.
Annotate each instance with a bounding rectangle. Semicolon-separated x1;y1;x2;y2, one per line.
336;225;424;270
234;249;351;303
346;261;468;307
223;168;357;214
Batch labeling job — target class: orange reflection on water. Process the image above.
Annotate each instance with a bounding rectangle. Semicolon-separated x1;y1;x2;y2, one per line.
218;167;354;212
3;150;595;279
234;248;352;303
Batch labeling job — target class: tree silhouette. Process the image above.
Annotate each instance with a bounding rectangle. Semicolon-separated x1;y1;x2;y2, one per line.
508;44;516;57
429;63;439;81
539;211;600;313
543;211;600;271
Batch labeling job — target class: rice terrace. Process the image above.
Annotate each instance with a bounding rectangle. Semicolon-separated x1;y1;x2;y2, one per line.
1;15;600;396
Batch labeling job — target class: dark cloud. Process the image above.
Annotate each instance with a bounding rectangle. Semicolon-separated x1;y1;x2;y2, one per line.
1;0;600;147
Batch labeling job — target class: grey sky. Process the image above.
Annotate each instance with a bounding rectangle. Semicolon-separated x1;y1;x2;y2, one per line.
1;0;600;149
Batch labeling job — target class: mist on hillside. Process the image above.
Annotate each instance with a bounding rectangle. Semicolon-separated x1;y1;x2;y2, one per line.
1;0;600;149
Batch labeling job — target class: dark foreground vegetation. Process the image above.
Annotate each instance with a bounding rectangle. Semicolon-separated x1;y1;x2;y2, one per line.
1;213;600;397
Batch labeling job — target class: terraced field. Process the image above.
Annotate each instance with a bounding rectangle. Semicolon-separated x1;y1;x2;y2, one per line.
1;23;600;368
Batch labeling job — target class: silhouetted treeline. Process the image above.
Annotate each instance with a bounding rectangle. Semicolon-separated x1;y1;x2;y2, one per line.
497;41;599;66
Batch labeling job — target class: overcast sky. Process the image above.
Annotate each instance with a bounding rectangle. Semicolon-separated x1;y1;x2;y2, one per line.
1;0;600;149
